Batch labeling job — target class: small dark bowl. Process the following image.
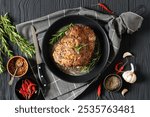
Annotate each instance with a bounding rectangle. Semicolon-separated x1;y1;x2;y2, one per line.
15;77;40;100
103;74;123;92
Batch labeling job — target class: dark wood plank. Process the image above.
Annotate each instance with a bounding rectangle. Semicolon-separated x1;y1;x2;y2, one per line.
125;0;150;99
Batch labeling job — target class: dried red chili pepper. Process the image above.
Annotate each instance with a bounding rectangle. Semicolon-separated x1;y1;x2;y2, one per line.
31;85;36;91
19;79;37;100
97;83;102;99
98;3;113;14
115;62;124;74
115;59;128;74
21;83;26;91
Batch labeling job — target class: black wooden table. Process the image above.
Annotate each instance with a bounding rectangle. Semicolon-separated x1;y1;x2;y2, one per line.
0;0;150;100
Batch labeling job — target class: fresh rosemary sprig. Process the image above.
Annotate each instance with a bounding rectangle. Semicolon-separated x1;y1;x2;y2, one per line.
74;44;87;54
0;27;13;58
0;13;35;58
0;13;35;74
81;43;101;72
0;56;5;74
0;20;13;73
49;23;74;45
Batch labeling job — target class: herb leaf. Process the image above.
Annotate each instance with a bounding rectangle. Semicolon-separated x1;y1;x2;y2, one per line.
74;44;88;54
0;56;5;74
0;13;35;58
49;23;74;45
0;13;35;74
0;27;13;58
81;42;101;72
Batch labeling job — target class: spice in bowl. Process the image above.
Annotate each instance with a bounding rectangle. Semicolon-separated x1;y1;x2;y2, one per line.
15;77;39;100
7;56;28;77
19;79;37;99
103;74;122;92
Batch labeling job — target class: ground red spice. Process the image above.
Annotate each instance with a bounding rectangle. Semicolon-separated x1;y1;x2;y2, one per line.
8;57;28;76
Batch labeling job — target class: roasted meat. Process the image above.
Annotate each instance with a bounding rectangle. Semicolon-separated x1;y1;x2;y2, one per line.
52;24;96;67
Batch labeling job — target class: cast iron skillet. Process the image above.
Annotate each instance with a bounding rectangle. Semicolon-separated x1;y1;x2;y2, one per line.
42;15;110;83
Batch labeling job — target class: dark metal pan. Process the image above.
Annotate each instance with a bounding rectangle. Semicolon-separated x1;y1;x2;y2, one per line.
42;15;110;83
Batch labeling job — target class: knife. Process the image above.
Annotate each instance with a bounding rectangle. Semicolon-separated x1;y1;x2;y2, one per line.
31;25;47;88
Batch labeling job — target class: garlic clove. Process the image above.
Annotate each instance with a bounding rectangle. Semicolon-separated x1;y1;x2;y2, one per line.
121;88;128;97
122;71;130;82
130;73;137;83
123;52;133;58
122;63;137;83
122;71;137;83
130;63;135;72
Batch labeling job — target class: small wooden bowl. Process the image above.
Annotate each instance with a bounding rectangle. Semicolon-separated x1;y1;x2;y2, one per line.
7;56;28;77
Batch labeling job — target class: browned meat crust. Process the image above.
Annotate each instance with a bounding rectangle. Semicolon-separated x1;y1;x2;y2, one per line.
52;24;96;67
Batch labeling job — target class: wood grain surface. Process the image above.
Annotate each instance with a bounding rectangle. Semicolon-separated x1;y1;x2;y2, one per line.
0;0;150;100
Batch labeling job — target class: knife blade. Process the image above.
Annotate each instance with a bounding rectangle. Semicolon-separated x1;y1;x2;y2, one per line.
31;25;47;88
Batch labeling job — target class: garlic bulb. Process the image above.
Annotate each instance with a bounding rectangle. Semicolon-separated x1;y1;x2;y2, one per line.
123;52;133;58
122;63;137;83
121;88;128;97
